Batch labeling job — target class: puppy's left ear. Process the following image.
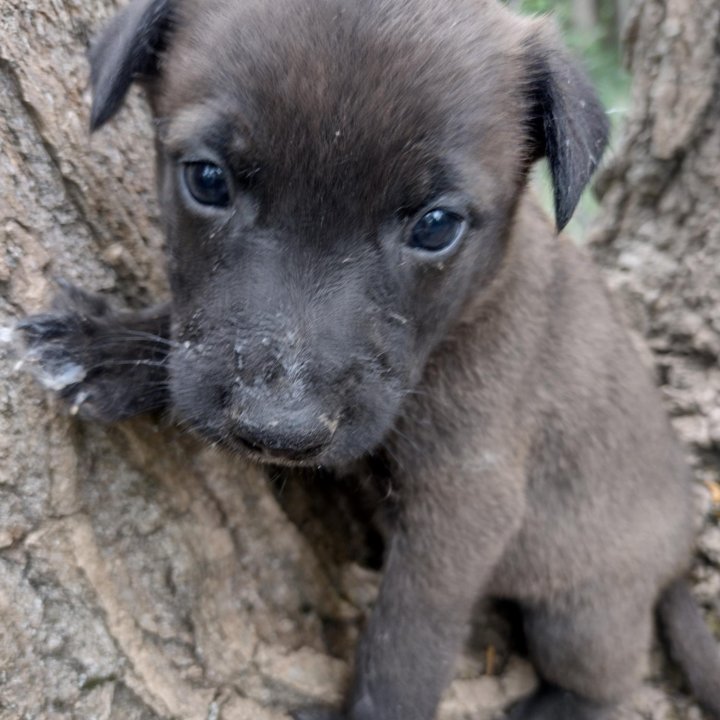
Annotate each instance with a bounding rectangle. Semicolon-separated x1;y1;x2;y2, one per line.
524;24;609;231
88;0;174;131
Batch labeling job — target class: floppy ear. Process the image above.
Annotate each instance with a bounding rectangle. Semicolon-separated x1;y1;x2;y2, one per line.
89;0;174;131
525;25;609;231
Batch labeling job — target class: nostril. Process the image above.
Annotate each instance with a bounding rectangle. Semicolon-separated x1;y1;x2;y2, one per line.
261;358;284;386
217;386;231;409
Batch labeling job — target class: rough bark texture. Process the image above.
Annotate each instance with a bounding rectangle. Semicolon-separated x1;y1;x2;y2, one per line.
590;0;720;715
0;1;717;719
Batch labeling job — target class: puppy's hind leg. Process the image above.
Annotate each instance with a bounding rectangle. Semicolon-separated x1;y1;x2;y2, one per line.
511;587;654;720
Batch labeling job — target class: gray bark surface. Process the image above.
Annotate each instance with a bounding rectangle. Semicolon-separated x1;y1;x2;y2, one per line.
591;0;720;715
0;1;717;719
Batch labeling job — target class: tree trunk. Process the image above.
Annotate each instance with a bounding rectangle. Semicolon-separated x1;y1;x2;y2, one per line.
591;0;720;711
571;0;599;35
614;0;632;41
0;1;717;719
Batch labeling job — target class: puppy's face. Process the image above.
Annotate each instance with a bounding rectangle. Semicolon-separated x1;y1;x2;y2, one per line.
89;0;607;466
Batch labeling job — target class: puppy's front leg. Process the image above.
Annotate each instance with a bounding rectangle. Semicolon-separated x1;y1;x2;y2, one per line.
297;461;523;720
15;282;172;422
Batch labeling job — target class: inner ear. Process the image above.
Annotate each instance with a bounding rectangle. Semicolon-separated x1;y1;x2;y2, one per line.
89;0;174;131
525;26;609;231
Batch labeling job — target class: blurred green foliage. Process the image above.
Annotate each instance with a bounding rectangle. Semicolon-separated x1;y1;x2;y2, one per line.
510;0;631;238
516;0;630;109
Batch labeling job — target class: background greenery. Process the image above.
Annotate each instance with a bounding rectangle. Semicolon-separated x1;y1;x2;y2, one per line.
508;0;631;237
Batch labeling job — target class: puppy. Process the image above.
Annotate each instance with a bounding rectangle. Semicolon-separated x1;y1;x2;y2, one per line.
18;0;720;718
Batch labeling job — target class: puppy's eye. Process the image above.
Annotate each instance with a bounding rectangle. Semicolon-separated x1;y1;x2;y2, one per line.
183;162;230;207
409;209;465;252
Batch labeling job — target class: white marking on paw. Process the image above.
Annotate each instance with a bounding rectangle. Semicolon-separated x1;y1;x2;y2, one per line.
69;390;90;416
34;362;87;391
0;326;16;344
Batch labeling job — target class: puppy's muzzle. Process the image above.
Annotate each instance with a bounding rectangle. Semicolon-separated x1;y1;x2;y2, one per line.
229;408;337;462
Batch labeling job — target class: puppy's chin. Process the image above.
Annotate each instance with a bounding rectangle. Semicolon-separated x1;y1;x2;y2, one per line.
187;416;394;469
173;393;402;469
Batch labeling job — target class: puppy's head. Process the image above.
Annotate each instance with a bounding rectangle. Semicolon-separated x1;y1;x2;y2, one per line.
90;0;608;466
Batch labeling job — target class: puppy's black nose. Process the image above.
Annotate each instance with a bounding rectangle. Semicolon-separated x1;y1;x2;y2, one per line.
230;413;335;461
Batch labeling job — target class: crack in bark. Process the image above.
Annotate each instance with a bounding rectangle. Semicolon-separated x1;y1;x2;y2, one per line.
0;56;107;248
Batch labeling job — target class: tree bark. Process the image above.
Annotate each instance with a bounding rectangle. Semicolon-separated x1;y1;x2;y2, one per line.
571;0;599;35
0;1;717;719
591;0;720;713
614;0;632;42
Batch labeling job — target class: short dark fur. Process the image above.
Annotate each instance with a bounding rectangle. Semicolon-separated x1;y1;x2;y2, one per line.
19;1;720;718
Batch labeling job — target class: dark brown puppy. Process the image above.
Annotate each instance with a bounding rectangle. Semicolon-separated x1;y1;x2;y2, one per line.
18;1;720;719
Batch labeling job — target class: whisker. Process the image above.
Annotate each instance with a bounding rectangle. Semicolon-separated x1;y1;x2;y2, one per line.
76;358;170;374
81;338;174;353
107;329;179;347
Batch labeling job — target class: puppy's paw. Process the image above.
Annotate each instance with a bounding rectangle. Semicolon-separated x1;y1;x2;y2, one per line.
15;311;94;411
291;706;346;720
13;282;170;422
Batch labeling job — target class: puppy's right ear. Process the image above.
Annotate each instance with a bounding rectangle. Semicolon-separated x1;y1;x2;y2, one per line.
89;0;173;131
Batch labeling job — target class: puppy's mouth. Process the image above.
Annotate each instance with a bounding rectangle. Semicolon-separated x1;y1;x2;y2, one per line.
226;430;329;466
185;414;340;468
